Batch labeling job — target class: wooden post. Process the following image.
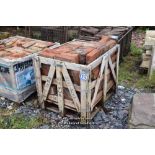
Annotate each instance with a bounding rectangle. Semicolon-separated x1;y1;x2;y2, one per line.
103;59;108;102
56;63;64;116
42;65;55;101
87;69;92;121
149;46;155;79
24;27;27;37
64;26;68;43
9;65;17;91
33;57;44;109
62;64;80;112
116;45;120;85
80;69;89;123
91;56;106;109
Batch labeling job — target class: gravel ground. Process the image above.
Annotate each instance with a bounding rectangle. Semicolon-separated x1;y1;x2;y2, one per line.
0;86;138;129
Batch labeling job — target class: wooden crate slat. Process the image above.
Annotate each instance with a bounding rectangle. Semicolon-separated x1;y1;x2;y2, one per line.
91;79;114;110
48;95;76;111
42;65;56;101
91;90;103;110
91;56;106;108
80;69;89;122
87;70;92;120
62;64;80;112
56;64;64;116
39;56;87;71
33;57;44;108
103;60;108;102
116;45;120;85
42;76;81;92
108;55;117;83
90;61;116;89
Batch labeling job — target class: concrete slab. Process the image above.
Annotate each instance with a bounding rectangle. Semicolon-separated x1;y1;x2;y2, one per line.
129;93;155;128
144;30;155;50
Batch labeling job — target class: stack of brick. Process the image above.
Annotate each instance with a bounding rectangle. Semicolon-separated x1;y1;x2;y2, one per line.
0;36;58;102
79;26;131;41
79;26;133;60
0;36;58;60
39;36;117;85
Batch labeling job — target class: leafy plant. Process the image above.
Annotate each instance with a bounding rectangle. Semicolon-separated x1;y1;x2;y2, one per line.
130;42;142;56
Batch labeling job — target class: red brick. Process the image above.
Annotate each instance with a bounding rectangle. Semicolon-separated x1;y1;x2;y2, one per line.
92;66;100;80
55;53;79;63
5;52;29;60
105;40;117;49
39;49;57;58
99;36;111;44
86;48;101;64
41;64;50;76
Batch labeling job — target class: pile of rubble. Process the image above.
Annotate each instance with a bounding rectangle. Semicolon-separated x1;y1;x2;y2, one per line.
79;26;131;41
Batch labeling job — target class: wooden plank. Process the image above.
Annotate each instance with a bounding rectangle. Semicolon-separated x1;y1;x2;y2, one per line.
42;65;55;101
91;90;103;110
80;69;89;123
56;64;64;116
103;60;108;102
39;56;87;71
91;56;106;108
42;76;81;92
48;95;76;111
108;55;117;83
62;64;80;112
87;69;92;120
90;62;116;89
116;46;120;85
33;57;44;108
91;79;115;110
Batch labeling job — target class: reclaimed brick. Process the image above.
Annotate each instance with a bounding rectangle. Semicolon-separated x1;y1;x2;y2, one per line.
41;64;50;76
55;53;79;63
39;49;57;58
105;40;117;49
92;66;100;80
86;48;101;64
99;36;111;44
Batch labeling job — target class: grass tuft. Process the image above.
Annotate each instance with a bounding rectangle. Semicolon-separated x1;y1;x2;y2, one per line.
0;114;48;129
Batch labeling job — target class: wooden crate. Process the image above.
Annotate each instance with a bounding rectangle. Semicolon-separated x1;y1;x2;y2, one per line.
0;36;59;102
79;26;133;61
33;44;120;122
0;55;36;102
